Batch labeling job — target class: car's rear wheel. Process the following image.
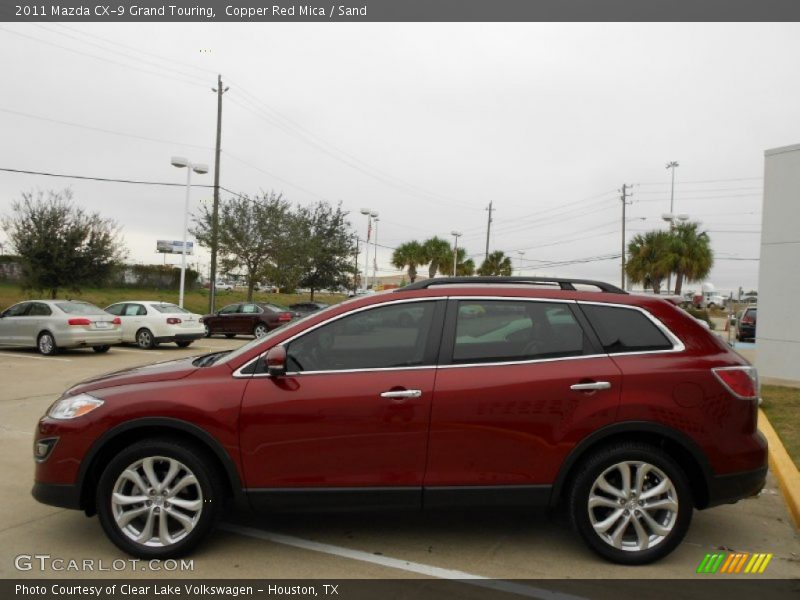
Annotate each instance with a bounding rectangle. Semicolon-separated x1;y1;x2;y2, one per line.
203;324;211;338
253;323;269;338
96;439;223;558
136;328;157;349
176;341;192;348
93;345;111;353
569;442;692;565
37;331;58;356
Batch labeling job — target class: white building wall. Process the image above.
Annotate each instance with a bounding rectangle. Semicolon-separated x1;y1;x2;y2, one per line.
756;143;800;383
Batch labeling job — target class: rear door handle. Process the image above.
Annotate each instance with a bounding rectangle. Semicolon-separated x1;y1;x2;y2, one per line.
380;389;422;399
570;381;612;391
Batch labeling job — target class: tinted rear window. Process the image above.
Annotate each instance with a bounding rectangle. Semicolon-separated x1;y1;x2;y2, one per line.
55;302;106;315
151;303;190;314
580;304;674;353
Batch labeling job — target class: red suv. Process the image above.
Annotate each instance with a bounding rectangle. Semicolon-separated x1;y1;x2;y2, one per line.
32;277;767;564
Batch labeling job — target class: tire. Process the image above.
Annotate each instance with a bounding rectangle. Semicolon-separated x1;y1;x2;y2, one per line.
176;341;192;348
96;438;224;559
568;442;692;565
203;324;211;338
136;328;157;350
224;333;236;339
93;345;111;353
37;331;58;356
253;323;269;338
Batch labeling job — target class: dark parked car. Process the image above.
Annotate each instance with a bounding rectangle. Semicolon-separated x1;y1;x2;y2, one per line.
33;277;766;564
737;307;757;342
288;302;329;316
202;302;294;338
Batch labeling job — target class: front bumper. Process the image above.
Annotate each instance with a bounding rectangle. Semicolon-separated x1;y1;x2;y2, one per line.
705;465;768;508
32;481;82;510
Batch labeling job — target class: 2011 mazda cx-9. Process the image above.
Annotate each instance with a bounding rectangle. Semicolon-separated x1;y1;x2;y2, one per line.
32;277;767;564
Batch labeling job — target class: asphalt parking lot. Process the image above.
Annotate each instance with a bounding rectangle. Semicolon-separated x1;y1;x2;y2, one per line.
0;338;798;580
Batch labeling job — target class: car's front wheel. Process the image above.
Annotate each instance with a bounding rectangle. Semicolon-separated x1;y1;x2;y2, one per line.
569;442;692;565
96;439;223;558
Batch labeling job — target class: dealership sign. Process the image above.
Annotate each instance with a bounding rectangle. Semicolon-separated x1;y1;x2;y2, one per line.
156;240;194;255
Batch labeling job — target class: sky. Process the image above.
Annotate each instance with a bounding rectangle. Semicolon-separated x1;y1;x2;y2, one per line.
1;22;799;294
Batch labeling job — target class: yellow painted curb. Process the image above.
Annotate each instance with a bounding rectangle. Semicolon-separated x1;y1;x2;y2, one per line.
758;408;800;529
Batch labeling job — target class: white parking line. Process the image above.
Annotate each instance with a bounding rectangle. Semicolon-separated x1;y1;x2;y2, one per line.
110;348;164;355
0;352;72;362
220;523;587;600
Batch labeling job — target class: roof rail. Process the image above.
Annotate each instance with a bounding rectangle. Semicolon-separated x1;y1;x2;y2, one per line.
395;276;626;294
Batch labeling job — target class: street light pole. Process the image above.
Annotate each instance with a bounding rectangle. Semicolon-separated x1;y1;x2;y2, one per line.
666;161;679;293
371;212;379;289
516;250;525;276
171;157;208;308
451;231;462;276
360;209;371;290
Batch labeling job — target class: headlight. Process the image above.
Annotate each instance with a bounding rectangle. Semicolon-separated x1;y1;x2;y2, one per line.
48;394;104;420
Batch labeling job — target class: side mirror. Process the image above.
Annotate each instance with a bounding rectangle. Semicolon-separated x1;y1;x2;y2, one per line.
265;345;287;377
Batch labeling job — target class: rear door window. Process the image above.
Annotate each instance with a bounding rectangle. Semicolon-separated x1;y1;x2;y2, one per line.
451;300;590;364
579;304;674;353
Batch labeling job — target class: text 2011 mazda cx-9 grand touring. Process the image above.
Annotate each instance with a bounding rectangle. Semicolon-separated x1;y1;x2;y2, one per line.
32;277;767;564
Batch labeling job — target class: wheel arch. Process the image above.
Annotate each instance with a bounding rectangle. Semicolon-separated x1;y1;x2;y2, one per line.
549;421;713;510
78;417;246;515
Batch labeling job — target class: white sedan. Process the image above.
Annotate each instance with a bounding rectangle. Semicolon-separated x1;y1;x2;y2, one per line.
104;301;205;349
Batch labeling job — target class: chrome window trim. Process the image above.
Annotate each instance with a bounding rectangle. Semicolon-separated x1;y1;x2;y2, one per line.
232;296;685;378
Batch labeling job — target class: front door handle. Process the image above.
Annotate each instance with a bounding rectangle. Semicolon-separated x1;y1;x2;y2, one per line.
380;389;422;399
570;381;612;391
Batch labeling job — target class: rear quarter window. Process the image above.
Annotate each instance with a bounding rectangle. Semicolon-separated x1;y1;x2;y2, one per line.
580;304;674;353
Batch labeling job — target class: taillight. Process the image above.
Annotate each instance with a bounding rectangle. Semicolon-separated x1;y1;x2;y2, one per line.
68;318;91;326
741;316;754;325
112;317;121;325
277;313;292;322
167;318;182;324
712;366;759;399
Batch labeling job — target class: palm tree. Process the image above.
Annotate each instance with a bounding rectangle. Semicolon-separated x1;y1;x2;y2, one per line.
478;251;513;276
625;230;673;294
391;241;425;283
444;247;476;276
422;236;452;278
669;222;713;296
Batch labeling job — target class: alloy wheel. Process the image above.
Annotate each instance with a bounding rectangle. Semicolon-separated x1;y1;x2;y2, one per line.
137;330;152;348
587;461;678;552
38;333;55;355
111;456;203;548
254;324;268;338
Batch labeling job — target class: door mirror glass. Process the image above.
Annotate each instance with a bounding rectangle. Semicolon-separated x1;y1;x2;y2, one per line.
265;345;287;377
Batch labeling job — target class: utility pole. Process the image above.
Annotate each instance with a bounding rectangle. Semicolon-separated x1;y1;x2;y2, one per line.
484;201;494;261
620;184;633;290
209;75;229;314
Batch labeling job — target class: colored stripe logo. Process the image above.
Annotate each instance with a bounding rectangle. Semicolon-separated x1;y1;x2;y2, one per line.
697;552;773;574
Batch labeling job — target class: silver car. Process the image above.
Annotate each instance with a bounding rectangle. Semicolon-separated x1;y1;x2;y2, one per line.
0;300;122;355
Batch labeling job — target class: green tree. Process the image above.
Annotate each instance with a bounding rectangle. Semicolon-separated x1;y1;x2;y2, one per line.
422;236;452;278
297;201;356;301
444;247;476;276
1;189;125;298
478;250;513;276
669;222;713;296
625;230;673;294
192;191;290;301
391;241;425;283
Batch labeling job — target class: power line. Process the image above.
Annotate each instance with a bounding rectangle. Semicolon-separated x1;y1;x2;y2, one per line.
0;166;240;195
0;106;212;150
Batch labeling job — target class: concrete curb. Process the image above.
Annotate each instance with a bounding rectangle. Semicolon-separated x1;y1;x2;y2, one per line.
758;408;800;529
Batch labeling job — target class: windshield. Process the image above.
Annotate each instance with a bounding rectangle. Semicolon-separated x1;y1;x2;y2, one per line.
214;302;343;366
151;303;190;314
55;302;106;315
